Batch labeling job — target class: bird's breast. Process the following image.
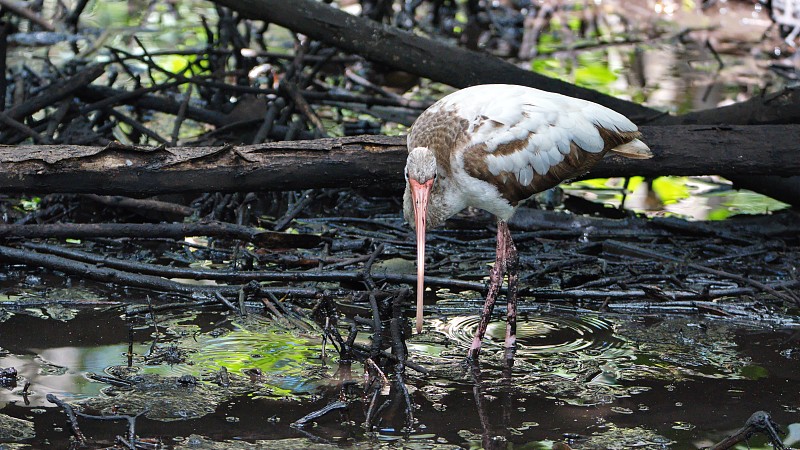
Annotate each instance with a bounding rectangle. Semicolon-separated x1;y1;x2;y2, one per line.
449;162;517;221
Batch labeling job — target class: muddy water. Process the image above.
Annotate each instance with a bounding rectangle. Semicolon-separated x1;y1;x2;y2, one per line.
0;296;797;448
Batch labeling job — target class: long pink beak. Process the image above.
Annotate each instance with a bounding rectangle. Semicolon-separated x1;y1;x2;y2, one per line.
409;178;433;334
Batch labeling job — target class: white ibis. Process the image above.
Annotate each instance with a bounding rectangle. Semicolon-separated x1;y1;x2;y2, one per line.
403;84;652;359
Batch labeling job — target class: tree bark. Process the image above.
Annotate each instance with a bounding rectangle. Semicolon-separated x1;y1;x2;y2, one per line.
650;87;800;126
650;88;800;206
0;126;797;195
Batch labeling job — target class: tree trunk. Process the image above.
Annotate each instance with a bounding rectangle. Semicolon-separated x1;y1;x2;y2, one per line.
1;126;797;195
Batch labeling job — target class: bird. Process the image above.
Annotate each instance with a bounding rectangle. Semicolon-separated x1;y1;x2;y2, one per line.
403;84;652;359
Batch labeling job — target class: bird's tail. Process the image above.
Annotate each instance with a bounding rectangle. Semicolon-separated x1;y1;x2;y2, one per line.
610;138;652;159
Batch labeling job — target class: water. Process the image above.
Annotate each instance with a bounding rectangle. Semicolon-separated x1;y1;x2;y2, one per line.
0;304;797;448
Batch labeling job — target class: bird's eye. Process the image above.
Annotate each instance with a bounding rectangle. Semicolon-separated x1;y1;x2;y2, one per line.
404;168;409;181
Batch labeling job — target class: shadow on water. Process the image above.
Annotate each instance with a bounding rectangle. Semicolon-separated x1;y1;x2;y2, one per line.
0;300;798;448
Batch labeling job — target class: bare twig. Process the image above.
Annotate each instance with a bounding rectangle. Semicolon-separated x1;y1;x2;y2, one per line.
709;411;785;450
0;111;52;143
274;189;316;231
171;84;194;145
280;80;328;137
0;0;54;31
603;240;800;306
81;194;195;218
4;65;104;122
291;401;348;427
0;244;318;298
46;394;86;443
0;221;320;248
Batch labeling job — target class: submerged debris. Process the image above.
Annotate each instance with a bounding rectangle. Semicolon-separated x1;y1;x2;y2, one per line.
82;373;221;421
0;414;34;441
573;423;674;449
175;436;315;449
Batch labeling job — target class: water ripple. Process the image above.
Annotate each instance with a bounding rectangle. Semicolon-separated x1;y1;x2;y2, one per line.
432;313;625;358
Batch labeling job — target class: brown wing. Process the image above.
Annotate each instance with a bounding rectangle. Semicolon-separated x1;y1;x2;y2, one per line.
463;127;642;206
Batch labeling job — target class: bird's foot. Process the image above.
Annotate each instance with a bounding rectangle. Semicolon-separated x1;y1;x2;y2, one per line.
461;354;480;371
503;345;516;370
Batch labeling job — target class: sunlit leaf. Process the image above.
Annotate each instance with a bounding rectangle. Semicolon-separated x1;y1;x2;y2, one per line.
154;54;193;76
718;191;790;216
626;176;646;192
707;208;733;221
568;16;582;33
19;196;41;211
651;177;691;204
575;63;618;91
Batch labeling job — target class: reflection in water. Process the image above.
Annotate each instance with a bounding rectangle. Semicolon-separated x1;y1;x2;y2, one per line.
0;306;796;446
565;176;790;221
0;317;324;409
421;312;758;393
409;311;798;448
0;343;148;407
129;316;326;398
176;326;323;396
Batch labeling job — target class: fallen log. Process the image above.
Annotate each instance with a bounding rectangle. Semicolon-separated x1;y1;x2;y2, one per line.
0;125;797;195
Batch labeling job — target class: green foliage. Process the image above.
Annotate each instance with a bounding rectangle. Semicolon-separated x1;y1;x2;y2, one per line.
739;364;769;380
85;1;131;28
650;177;691;205
575;62;618;89
531;51;619;94
141;317;324;398
562;176;788;221
535;33;560;55
567;16;583;33
17;196;41;211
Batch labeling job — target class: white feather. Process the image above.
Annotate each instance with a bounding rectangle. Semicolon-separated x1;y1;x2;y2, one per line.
429;84;639;188
518;165;533;186
547;147;564;166
555;133;572;154
530;151;548;175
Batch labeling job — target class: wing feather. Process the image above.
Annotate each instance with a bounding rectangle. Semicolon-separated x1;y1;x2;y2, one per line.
438;84;647;204
441;84;638;175
517;165;534;186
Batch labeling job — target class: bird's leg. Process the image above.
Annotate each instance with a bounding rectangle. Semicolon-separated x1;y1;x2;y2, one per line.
468;220;515;360
501;221;518;363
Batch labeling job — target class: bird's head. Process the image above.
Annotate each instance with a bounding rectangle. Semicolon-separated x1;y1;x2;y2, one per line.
405;146;438;185
404;146;438;334
404;146;438;227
